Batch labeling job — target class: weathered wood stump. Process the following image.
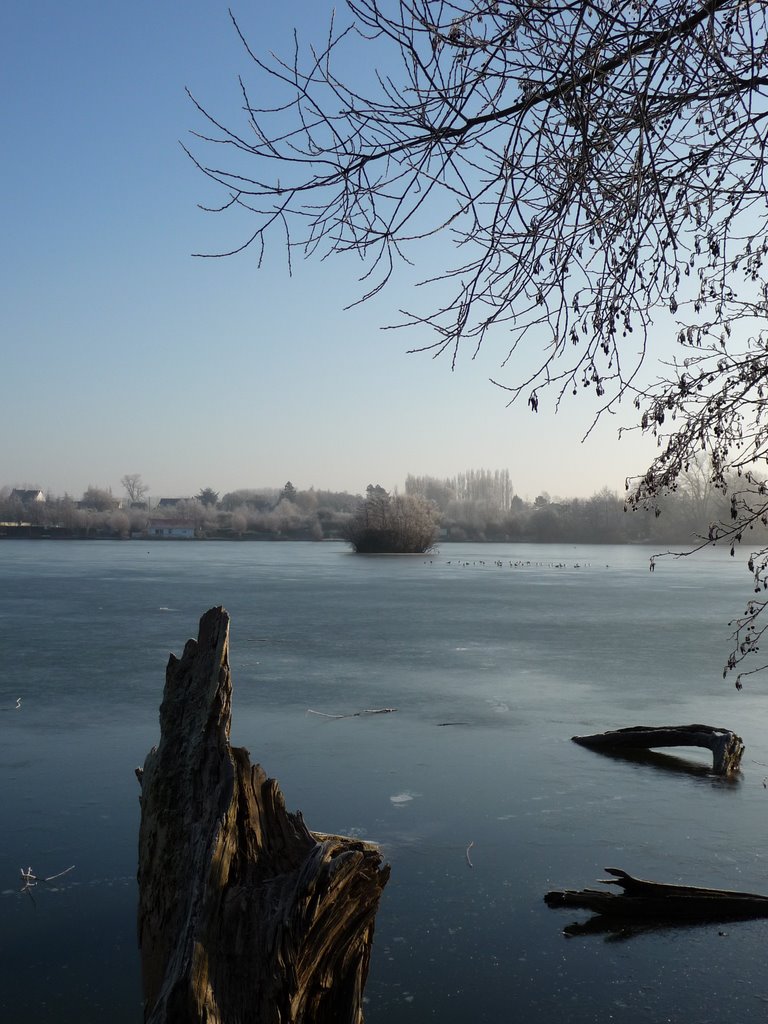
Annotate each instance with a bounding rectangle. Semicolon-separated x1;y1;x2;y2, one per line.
572;724;744;775
545;867;768;922
137;606;389;1024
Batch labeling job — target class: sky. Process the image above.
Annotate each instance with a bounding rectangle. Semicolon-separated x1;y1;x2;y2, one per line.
1;0;666;503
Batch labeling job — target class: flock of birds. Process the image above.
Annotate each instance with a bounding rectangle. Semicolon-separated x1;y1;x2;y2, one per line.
426;558;599;569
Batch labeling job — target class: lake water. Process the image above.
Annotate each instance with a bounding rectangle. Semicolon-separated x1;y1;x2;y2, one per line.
2;540;768;1022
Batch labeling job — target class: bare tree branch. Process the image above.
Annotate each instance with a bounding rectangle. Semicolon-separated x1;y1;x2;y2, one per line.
188;0;768;680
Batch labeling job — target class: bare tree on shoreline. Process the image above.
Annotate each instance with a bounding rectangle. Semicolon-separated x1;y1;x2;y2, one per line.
121;474;149;504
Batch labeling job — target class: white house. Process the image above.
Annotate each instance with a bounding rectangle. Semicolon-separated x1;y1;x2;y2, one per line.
146;518;195;539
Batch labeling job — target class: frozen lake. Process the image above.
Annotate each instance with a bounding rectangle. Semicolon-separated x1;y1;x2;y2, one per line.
1;539;768;1021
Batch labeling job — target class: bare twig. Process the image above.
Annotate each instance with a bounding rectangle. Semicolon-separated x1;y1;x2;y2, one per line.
465;841;474;868
188;0;768;415
306;707;398;719
20;864;75;894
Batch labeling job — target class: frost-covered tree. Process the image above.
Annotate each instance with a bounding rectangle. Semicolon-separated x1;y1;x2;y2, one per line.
121;474;148;503
344;487;440;552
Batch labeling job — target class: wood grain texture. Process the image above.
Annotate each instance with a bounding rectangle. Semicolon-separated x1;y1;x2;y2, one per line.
137;606;389;1024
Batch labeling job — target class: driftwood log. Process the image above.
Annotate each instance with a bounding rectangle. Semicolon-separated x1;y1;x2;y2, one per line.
545;867;768;923
572;724;744;775
137;606;390;1024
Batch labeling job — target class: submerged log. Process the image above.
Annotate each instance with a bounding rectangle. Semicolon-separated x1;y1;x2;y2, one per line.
545;867;768;922
572;724;744;775
137;606;389;1024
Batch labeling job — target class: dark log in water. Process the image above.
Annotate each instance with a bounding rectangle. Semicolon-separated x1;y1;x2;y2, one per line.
571;724;744;775
137;606;389;1024
545;867;768;922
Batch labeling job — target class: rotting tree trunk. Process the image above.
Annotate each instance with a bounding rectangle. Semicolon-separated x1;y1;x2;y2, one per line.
545;867;768;922
572;724;744;775
137;606;389;1024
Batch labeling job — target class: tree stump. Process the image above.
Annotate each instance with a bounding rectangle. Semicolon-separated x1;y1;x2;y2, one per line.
572;724;744;775
137;607;389;1024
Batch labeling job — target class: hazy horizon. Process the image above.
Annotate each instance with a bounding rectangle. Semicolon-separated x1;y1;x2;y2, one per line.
2;446;652;507
0;466;638;505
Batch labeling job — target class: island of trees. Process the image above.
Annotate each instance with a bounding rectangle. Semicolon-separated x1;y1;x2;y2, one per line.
0;463;754;549
343;486;441;553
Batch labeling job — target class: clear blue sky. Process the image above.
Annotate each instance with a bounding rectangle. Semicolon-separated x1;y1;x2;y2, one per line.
1;0;661;502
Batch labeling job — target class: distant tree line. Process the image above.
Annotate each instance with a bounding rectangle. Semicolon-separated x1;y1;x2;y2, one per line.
0;482;359;541
0;464;758;546
404;466;768;547
406;469;513;512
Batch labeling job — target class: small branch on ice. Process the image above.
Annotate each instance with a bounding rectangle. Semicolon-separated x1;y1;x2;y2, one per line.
20;864;75;895
465;841;474;868
306;707;398;719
